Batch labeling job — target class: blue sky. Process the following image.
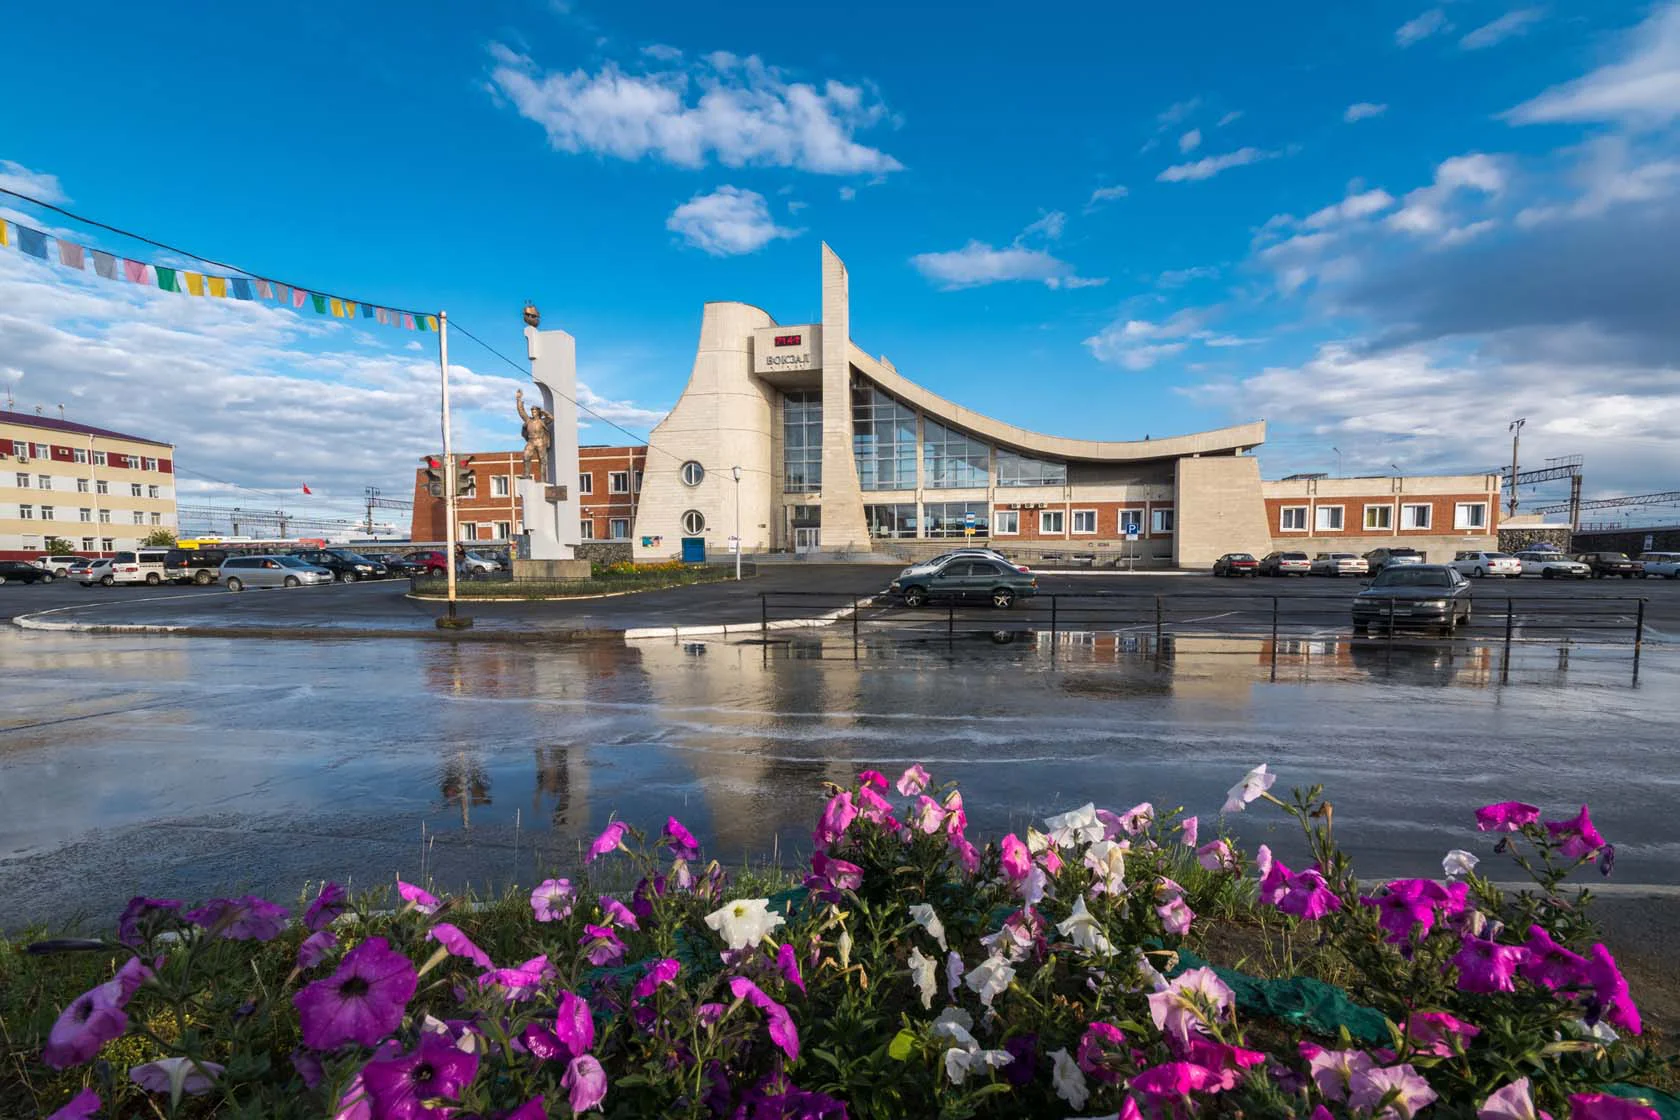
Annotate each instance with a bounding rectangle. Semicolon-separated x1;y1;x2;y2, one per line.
2;1;1676;523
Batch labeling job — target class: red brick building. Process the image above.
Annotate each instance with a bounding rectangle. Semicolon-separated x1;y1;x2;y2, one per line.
409;446;646;543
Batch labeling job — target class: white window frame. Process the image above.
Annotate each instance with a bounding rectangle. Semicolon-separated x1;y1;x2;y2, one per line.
130;483;143;497
18;504;33;519
79;508;92;522
73;448;88;463
38;474;51;489
1363;504;1393;531
76;478;89;493
147;485;159;499
1314;505;1344;532
1454;502;1488;530
491;475;510;498
15;473;28;488
1039;509;1065;534
141;457;157;471
609;471;630;494
1151;508;1176;535
98;509;111;523
92;451;107;467
680;461;704;487
458;522;478;541
682;509;706;535
1071;508;1097;535
1279;505;1309;532
41;505;55;521
96;480;108;495
1401;503;1432;530
494;521;511;539
579;520;595;540
31;442;48;457
609;517;631;540
132;511;145;525
81;537;95;551
993;510;1019;535
150;512;161;526
578;473;594;495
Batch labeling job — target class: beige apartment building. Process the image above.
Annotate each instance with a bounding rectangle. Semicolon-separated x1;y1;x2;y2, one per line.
0;410;178;559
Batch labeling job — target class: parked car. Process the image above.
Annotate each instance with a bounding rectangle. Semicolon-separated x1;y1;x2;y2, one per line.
290;548;389;582
1638;551;1680;579
403;550;449;575
1212;552;1259;577
1351;564;1473;635
161;547;230;586
378;553;431;577
1450;550;1522;579
0;560;54;584
1513;551;1590;579
33;554;86;578
65;557;97;581
1259;551;1311;577
898;549;1030;580
1364;547;1425;574
892;558;1038;609
84;549;172;586
80;559;116;586
1309;552;1369;577
219;555;334;591
460;551;501;575
1577;552;1643;579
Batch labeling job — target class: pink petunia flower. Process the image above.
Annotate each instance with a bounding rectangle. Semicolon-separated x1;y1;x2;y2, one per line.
776;942;806;994
1404;1011;1482;1057
1567;1092;1661;1120
951;834;981;876
579;924;626;967
396;880;439;915
1583;944;1642;1034
598;896;640;931
1480;1076;1553;1120
1349;1062;1438;1119
1276;868;1343;921
184;896;289;941
1197;839;1237;872
556;990;596;1058
662;817;700;860
1118;802;1155;835
999;833;1033;881
1452;936;1529;994
1521;925;1588;991
911;795;946;834
1131;1061;1225;1096
44;1088;101;1120
1303;1044;1374;1102
1361;879;1453;943
1546;806;1607;861
428;923;493;969
632;959;682;1002
942;790;968;835
857;769;889;790
1147;967;1234;1046
563;1054;609;1113
505;1097;547;1120
117;896;182;947
729;976;800;1061
292;936;418;1050
1180;814;1199;849
1157;897;1194;936
42;979;128;1069
1477;801;1541;832
587;821;629;863
478;955;555;1001
813;791;857;847
530;878;574;922
362;1032;479;1118
1076;1022;1127;1083
304;882;347;932
297;930;338;971
895;764;931;797
855;783;898;827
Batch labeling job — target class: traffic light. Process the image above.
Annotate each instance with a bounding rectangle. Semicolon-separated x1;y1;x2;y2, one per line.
422;455;443;498
456;456;477;498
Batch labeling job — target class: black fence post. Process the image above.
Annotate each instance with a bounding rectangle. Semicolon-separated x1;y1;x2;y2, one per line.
1270;596;1279;680
852;595;860;661
948;599;955;645
1154;594;1164;650
1635;598;1646;651
1050;595;1058;662
761;592;768;641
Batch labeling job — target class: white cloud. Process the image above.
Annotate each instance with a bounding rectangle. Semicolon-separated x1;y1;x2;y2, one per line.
1304;188;1397;229
838;185;856;201
1386;153;1506;236
1515;135;1680;226
1156;265;1219;286
786;199;809;213
1083;184;1128;212
487;43;903;174
576;382;668;429
1179;129;1202;153
665;186;800;256
1396;9;1449;46
1084;309;1207;370
1505;4;1680;128
641;43;684;62
1157;97;1200;126
0;160;68;205
1217;110;1243;127
1019;210;1066;242
1460;8;1544;50
1157;147;1274;182
1343;101;1388;123
910;243;1102;290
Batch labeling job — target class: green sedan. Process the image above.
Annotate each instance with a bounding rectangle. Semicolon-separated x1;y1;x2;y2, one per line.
891;558;1039;609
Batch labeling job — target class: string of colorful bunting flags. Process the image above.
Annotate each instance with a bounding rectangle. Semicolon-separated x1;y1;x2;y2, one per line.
0;214;437;332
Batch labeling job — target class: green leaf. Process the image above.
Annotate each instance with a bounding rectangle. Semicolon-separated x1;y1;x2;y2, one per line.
887;1028;916;1061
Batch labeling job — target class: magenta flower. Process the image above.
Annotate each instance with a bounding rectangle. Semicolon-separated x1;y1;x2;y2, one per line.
45;1088;101;1120
1521;925;1587;990
1131;1061;1225;1096
1403;1011;1481;1057
1361;879;1449;943
632;958;682;1002
131;1056;224;1096
521;1022;564;1062
304;882;347;932
1584;943;1642;1034
1000;833;1032;881
1118;801;1154;835
184;896;289;941
1180;814;1199;848
598;896;640;931
579;924;626;966
1303;1044;1374;1102
429;922;493;969
1076;1021;1127;1083
857;769;889;790
563;1054;609;1113
911;795;946;834
506;1097;547;1120
297;930;338;970
1197;840;1237;872
42;980;128;1069
1276;868;1342;921
293;936;417;1050
587;821;629;863
1258;857;1294;906
478;955;555;1001
729;976;800;1061
943;790;968;835
362;1032;479;1119
1040;846;1064;875
1452;935;1529;994
117;896;182;947
1157;897;1194;936
113;956;152;1004
896;763;931;796
806;852;864;897
396;880;440;914
1568;1092;1661;1120
813;791;857;847
951;834;981;875
530;878;574;922
1147;966;1234;1046
1349;1062;1438;1119
662;816;701;859
1179;1039;1266;1090
1546;805;1607;860
557;990;596;1058
776;942;807;994
1477;801;1541;832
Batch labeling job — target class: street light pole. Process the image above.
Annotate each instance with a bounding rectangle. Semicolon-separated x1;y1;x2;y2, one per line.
1332;446;1342;477
731;465;742;581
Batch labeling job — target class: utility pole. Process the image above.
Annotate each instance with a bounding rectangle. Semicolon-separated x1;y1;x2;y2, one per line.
732;465;742;581
364;486;379;536
437;310;470;628
1507;418;1525;517
1332;446;1342;478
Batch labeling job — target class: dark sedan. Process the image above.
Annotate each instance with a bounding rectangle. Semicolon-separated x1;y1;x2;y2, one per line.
891;558;1038;609
0;560;56;584
1352;564;1472;635
1212;553;1260;577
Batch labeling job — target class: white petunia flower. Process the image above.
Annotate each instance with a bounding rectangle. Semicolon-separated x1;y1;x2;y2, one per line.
1084;840;1128;896
1050;1047;1089;1109
908;947;937;1009
1019;864;1048;906
1056;895;1115;956
964;952;1016;1008
945;949;966;998
943;1044;1013;1086
1025;826;1052;854
703;898;785;950
837;927;853;970
909;903;947;950
1044;803;1105;848
1135;948;1169;992
1221;764;1276;813
932;1007;976;1049
1443;849;1479;879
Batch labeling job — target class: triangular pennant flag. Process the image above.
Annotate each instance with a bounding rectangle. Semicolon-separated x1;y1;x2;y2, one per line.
311;293;327;314
58;241;86;269
292;287;307;308
231;278;253;300
0;218;9;248
361;302;375;319
183;272;205;296
155;266;180;292
425;315;439;332
329;297;345;317
402;312;416;330
123;259;149;283
207;276;228;298
17;225;48;259
345;301;358;318
255;279;275;300
92;250;117;279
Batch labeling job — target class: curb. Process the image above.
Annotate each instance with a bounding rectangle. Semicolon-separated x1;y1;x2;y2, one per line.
623;597;879;641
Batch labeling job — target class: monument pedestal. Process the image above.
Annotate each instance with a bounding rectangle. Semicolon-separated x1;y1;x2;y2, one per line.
513;558;591;582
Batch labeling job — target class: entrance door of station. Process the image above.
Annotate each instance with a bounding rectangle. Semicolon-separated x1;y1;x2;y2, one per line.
794;527;821;554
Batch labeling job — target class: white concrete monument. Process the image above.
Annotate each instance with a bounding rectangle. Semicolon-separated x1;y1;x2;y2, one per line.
516;304;583;569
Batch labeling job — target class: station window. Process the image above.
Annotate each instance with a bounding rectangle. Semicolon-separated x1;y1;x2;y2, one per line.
852;384;917;491
1364;504;1393;530
38;475;51;489
682;510;706;535
41;505;55;520
14;473;27;488
73;448;88;463
96;481;108;495
99;509;111;523
148;485;159;499
1315;505;1343;532
865;503;918;539
93;452;107;467
997;448;1066;488
783;391;823;493
131;483;143;497
79;508;92;522
18;504;33;519
81;537;95;551
993;510;1019;535
680;461;705;487
1280;506;1308;531
142;457;157;471
133;511;145;525
923;419;989;488
1039;509;1065;534
1401;503;1433;530
925;501;988;538
1151;508;1176;534
1071;509;1097;534
77;479;89;493
1454;502;1488;530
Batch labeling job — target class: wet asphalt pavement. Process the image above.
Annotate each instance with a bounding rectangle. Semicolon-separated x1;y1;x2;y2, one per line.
1;566;1676;932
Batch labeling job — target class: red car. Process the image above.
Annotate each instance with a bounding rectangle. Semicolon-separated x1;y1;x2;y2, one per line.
402;550;448;575
1212;553;1260;577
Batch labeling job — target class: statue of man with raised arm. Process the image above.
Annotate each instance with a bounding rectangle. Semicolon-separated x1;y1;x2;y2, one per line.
516;389;552;481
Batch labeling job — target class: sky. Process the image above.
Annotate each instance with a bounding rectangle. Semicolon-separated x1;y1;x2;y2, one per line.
1;0;1677;526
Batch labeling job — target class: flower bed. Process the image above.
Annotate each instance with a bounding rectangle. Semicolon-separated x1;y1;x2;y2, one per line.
7;765;1677;1118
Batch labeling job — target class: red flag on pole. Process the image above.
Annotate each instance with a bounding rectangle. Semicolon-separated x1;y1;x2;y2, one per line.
301;484;313;495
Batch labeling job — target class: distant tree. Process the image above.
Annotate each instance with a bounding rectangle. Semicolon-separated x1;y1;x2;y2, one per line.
141;529;178;547
44;536;75;555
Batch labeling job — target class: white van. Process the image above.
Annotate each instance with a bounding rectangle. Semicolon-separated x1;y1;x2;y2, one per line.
104;549;172;586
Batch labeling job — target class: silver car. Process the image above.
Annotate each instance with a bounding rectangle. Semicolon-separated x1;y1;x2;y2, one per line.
220;554;333;591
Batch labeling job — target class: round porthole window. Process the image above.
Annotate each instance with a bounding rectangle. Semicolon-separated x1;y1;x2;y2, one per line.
680;460;705;487
682;510;706;535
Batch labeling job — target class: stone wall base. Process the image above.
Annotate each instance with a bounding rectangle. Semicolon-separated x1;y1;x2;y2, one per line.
512;558;592;581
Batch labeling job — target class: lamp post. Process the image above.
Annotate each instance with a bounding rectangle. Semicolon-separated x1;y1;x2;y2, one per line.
1332;446;1342;477
731;465;742;581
